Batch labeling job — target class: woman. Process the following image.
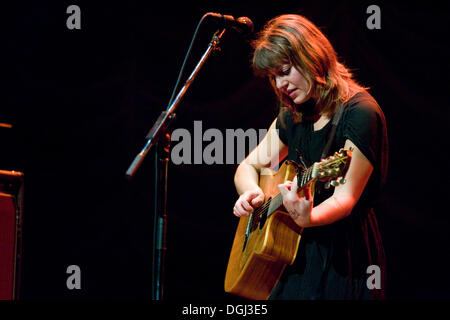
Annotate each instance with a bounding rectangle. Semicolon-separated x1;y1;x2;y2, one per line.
232;14;388;299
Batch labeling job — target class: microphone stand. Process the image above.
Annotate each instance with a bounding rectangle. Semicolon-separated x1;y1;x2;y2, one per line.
126;27;227;300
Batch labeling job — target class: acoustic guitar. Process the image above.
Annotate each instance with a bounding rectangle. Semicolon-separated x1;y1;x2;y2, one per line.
224;148;352;300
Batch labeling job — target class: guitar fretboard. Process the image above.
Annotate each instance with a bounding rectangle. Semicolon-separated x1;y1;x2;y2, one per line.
248;165;317;234
241;150;350;262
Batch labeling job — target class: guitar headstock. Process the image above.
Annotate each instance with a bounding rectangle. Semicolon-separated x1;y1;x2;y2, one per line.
313;148;352;188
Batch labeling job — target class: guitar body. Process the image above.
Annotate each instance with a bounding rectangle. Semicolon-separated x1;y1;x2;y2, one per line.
225;161;311;300
225;149;351;300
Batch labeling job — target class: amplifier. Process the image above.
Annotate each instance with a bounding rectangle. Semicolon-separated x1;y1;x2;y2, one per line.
0;170;24;300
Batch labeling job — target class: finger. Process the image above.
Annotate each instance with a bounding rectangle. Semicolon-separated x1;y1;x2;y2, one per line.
247;190;262;198
284;181;293;190
234;205;248;217
246;190;264;204
247;190;262;201
251;194;264;207
240;199;254;212
291;175;298;194
278;184;288;197
278;181;292;191
233;206;241;217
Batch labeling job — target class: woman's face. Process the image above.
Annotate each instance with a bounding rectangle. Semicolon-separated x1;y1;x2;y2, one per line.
272;64;312;104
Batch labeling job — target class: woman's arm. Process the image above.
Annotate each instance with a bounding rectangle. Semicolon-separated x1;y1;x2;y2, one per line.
233;118;288;217
278;139;373;227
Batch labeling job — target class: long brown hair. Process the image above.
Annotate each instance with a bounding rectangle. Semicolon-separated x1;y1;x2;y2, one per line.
252;14;367;122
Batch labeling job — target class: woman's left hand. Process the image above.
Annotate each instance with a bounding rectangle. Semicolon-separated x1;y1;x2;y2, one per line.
278;175;313;228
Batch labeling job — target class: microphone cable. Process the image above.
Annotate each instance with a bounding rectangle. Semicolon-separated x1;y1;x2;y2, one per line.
166;13;210;109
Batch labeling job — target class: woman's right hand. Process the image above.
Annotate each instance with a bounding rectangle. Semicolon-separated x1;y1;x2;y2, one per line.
233;188;265;217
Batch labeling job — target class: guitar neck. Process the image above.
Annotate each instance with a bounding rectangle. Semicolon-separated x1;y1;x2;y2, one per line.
266;165;315;217
267;193;283;217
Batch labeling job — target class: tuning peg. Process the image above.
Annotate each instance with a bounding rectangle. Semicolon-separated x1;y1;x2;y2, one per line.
330;180;339;187
338;178;347;184
324;182;331;189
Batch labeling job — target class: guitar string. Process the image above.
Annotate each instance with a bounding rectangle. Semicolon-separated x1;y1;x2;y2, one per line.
250;182;299;222
251;170;308;219
247;165;343;231
246;155;348;233
246;155;347;220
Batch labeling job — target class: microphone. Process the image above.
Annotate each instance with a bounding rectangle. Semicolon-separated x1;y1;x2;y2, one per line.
208;13;254;34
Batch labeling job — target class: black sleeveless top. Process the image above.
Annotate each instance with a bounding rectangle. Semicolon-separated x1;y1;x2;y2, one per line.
270;90;388;300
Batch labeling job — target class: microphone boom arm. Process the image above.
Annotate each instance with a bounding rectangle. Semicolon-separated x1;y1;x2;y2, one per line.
125;28;226;178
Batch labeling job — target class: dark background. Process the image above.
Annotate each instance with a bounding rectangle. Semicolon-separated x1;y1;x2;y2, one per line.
2;1;449;300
